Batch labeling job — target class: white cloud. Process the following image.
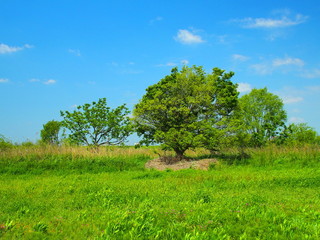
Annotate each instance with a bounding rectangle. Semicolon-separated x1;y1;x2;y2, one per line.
250;56;305;75
29;78;40;82
0;44;23;54
24;44;33;49
232;54;249;62
157;60;190;67
237;83;252;93
149;16;163;25
282;96;304;104
289;117;305;123
166;62;176;66
68;49;81;56
236;14;308;28
250;63;271;75
174;29;205;44
44;79;56;85
0;78;9;83
266;32;285;41
301;69;320;79
156;62;177;67
0;43;33;54
272;57;304;67
181;59;189;65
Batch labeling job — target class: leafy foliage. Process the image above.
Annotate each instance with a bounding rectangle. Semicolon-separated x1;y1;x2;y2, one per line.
236;88;287;147
40;120;61;145
60;98;132;146
0;134;13;151
133;66;238;158
276;123;318;145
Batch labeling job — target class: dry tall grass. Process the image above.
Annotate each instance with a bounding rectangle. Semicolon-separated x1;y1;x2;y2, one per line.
1;144;319;166
0;145;157;160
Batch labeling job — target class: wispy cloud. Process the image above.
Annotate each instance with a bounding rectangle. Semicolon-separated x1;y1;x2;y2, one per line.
174;29;205;44
181;59;189;65
157;59;190;67
216;35;228;44
107;61;142;74
237;83;252;93
29;78;40;83
232;54;249;62
166;62;176;66
234;14;308;29
68;49;81;57
250;63;271;75
149;16;163;25
306;86;320;92
29;78;57;85
250;56;305;75
0;43;33;54
272;57;304;67
289;116;305;123
301;69;320;79
44;79;57;85
0;78;9;83
282;96;304;104
156;62;177;67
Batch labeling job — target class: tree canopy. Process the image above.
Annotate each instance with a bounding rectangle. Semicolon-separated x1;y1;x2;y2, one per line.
133;66;239;159
60;98;132;146
40;120;61;145
277;123;318;145
237;88;287;146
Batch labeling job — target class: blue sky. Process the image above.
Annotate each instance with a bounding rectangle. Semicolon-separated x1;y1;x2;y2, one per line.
1;0;320;143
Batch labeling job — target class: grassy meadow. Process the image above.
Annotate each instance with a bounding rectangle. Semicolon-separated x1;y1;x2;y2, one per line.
1;145;320;239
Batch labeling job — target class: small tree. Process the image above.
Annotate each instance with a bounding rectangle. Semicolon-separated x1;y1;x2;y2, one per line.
237;88;287;147
60;98;132;146
133;66;238;160
40;120;61;145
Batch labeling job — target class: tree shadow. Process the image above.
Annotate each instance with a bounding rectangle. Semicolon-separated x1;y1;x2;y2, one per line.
192;151;251;165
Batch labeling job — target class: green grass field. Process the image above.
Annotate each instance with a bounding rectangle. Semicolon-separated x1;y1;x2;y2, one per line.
1;146;320;239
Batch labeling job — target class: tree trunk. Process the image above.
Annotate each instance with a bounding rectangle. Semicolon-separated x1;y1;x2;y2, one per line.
174;149;185;161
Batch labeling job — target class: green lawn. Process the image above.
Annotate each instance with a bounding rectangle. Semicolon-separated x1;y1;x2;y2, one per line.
1;147;320;239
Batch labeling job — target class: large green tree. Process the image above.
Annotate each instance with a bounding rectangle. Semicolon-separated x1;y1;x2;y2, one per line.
237;88;287;146
133;66;238;159
60;98;132;146
40;120;61;145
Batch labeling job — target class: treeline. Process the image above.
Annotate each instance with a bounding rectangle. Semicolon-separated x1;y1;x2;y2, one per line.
1;66;319;158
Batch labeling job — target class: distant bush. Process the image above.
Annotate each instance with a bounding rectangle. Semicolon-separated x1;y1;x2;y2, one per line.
0;134;14;151
20;140;35;147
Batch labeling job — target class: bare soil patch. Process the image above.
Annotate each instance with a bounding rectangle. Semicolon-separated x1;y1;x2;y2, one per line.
145;158;217;171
